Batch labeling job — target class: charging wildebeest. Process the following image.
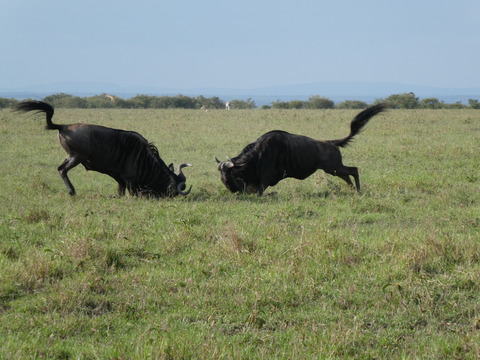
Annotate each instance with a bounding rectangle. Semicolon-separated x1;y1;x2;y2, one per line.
216;104;385;195
15;100;192;197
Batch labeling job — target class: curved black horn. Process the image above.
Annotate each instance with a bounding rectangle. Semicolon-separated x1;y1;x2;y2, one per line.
175;163;191;182
177;162;192;176
176;163;192;195
178;163;192;171
177;183;192;196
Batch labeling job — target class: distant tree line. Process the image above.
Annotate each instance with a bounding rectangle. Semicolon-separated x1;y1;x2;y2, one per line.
269;93;480;110
1;92;479;109
0;93;255;110
375;92;480;109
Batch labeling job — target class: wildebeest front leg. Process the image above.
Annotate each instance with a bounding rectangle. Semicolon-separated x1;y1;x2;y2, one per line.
117;182;126;197
111;176;126;196
58;156;81;195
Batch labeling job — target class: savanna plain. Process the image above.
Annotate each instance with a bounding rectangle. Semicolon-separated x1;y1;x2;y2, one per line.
0;107;479;359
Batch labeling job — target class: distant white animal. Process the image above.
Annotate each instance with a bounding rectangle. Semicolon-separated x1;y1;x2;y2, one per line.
225;101;230;110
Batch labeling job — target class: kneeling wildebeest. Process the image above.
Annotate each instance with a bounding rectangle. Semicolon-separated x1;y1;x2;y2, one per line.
216;104;385;195
15;100;192;197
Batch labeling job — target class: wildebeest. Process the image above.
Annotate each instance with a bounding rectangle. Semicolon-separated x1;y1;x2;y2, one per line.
216;104;385;195
15;100;192;197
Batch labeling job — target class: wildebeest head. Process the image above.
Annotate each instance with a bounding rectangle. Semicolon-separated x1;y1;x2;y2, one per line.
216;158;239;192
215;157;257;194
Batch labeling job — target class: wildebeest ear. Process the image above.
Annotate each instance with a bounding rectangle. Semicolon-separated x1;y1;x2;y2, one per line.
168;163;174;173
215;157;221;164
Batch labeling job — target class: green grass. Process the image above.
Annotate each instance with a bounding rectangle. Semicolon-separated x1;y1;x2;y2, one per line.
0;108;479;359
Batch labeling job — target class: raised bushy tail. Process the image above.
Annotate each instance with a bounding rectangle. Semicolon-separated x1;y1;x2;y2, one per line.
329;104;386;148
14;100;62;131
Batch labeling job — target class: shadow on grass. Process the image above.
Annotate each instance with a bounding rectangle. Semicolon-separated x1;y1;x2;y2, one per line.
62;181;360;204
185;185;359;204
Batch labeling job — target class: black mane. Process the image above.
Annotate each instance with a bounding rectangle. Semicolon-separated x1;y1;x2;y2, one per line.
120;135;178;197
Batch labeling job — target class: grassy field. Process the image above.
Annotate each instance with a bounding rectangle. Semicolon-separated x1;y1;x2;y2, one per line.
0;107;479;359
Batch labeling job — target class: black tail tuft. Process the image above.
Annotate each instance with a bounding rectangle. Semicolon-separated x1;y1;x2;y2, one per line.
14;100;60;130
330;104;386;148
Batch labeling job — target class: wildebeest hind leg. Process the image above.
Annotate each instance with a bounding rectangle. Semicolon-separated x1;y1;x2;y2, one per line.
337;175;355;189
58;156;81;195
347;166;360;192
331;166;360;192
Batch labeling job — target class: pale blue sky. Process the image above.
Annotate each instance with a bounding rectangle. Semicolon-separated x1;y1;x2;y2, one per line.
2;0;480;91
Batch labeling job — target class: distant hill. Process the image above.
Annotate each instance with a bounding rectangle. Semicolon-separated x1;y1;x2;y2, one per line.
2;81;480;106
